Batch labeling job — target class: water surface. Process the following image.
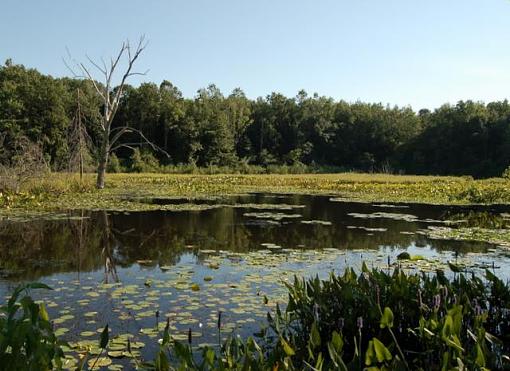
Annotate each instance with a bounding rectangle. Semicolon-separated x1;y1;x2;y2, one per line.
1;193;509;366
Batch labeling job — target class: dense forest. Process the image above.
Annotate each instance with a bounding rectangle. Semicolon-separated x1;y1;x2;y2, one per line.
1;59;509;178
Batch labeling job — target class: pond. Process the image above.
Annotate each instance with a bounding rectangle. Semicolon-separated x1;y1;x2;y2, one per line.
1;193;510;368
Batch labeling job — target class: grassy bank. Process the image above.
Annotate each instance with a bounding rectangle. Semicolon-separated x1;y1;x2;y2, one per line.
1;173;510;214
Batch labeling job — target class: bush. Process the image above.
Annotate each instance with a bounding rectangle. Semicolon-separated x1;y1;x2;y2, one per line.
130;149;160;173
107;153;124;173
0;135;49;193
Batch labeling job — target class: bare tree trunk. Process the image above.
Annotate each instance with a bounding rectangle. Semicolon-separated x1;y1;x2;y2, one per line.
77;89;84;182
79;148;83;181
96;134;109;189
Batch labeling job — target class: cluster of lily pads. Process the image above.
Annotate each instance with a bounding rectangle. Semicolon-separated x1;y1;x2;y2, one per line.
3;238;505;370
4;263;510;370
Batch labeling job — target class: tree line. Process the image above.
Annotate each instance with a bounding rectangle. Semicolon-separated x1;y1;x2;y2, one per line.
1;59;510;178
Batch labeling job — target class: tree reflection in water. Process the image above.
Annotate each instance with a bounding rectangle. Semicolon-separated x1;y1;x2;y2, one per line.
0;195;500;282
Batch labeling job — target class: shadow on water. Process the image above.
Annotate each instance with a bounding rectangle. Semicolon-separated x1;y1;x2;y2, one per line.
0;193;504;281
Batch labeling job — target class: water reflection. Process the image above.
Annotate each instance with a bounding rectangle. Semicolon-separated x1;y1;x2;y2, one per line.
0;194;502;282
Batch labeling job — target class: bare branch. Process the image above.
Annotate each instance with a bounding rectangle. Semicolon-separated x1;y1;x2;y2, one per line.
79;63;106;103
109;143;138;152
109;126;170;158
63;57;81;78
109;126;132;147
126;70;149;77
86;54;107;78
63;47;86;78
100;57;108;75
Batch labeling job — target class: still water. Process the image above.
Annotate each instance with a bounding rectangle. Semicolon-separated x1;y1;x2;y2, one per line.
1;193;509;366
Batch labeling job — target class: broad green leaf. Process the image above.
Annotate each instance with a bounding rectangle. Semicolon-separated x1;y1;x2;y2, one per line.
365;340;376;366
39;303;49;322
330;331;344;352
310;321;321;349
441;315;453;339
372;337;392;363
26;282;53;291
380;307;394;329
281;337;295;356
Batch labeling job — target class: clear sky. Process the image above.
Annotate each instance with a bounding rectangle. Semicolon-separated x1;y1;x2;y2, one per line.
1;0;509;110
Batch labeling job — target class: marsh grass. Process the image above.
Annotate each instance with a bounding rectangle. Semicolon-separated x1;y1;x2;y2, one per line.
1;172;510;213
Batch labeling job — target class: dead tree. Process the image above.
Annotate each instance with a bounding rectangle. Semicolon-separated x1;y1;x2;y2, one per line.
71;36;167;189
68;88;92;181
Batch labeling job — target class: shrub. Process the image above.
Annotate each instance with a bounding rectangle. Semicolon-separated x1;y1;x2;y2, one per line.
107;153;123;173
130;149;160;173
0;135;49;193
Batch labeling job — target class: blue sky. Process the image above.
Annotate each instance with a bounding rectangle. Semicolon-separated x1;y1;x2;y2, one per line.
1;0;509;109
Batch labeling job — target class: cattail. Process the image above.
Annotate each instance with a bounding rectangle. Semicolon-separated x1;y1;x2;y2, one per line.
188;327;192;345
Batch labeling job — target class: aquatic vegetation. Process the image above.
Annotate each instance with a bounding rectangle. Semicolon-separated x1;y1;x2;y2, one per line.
0;283;66;370
266;266;510;370
301;220;333;226
347;211;419;222
3;192;510;369
423;225;510;248
397;251;411;260
2;173;510;216
4;266;510;370
243;212;302;221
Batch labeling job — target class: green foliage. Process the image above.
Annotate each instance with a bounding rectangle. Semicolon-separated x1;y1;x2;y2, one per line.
3;269;510;370
3;60;510;177
0;282;65;370
130;148;160;173
450;181;510;203
107;153;123;173
268;267;510;370
134;267;510;370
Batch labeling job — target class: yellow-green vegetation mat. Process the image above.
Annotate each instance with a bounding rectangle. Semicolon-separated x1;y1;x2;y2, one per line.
1;173;510;216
